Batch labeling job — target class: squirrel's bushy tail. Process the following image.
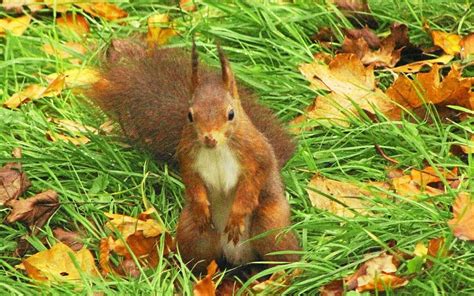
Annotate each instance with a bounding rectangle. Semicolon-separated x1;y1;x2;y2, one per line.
89;40;295;167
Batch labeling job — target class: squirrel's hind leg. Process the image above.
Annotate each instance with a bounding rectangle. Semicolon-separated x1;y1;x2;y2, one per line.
250;195;300;263
176;205;221;274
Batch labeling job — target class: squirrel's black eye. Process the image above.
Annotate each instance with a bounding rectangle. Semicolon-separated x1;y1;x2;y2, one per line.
228;109;235;121
188;111;194;122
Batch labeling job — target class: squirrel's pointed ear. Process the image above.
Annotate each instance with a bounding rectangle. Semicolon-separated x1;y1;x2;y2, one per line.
217;43;239;100
191;38;199;94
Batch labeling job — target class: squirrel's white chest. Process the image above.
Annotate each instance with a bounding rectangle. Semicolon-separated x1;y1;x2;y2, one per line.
193;145;241;195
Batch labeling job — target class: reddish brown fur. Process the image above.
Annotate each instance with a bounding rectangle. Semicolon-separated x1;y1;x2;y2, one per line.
89;41;295;167
89;41;299;273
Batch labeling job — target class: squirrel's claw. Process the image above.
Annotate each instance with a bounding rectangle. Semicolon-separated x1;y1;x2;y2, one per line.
224;217;245;245
192;201;212;233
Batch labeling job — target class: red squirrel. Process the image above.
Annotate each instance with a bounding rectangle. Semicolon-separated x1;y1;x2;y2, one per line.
90;40;300;273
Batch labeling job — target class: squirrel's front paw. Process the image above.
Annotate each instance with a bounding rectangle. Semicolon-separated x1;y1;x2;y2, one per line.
224;216;245;245
191;202;212;233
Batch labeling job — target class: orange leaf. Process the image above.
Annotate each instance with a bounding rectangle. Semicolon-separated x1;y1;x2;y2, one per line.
391;55;453;73
56;13;90;38
76;2;127;21
386;64;472;110
448;193;474;241
193;260;218;296
431;31;461;55
460;33;474;59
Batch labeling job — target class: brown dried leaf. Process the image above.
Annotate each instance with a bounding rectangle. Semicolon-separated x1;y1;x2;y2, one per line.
391;55;453;73
332;0;378;29
320;279;344;296
341;24;410;68
0;148;31;205
5;190;59;229
48;117;98;134
193;260;218;296
343;26;380;48
0;15;32;37
42;42;87;64
53;228;84;252
19;243;98;283
297;53;400;126
431;31;462;56
307;175;388;217
99;237;114;276
448;192;474;241
76;2;127;21
386;64;473;111
251;269;303;293
345;253;408;292
56;13;90;38
146;14;177;47
46;131;90;146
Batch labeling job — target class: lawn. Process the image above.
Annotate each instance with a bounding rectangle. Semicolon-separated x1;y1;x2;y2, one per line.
0;0;473;295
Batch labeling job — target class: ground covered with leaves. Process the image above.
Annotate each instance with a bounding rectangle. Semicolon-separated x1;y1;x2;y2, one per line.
0;0;473;295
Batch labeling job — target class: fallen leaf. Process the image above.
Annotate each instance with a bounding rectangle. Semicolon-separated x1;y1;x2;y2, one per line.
5;190;59;229
343;26;380;48
448;192;474;241
76;2;127;21
44;0;71;13
427;237;447;258
53;228;84;252
345;253;408;292
42;42;87;64
251;269;303;293
459;135;474;154
46;131;90;146
99;237;113;276
460;33;474;59
100;209;172;275
391;175;444;198
431;31;461;55
341;24;409;68
2;0;43;13
19;243;98;283
307;175;387;217
386;64;473;111
413;242;428;257
332;0;378;29
48;117;98;134
56;13;90;38
146;13;177;47
193;260;218;296
297;53;399;127
0;148;31;205
179;0;197;12
0;15;32;37
46;68;100;89
391;55;453;73
319;279;344;296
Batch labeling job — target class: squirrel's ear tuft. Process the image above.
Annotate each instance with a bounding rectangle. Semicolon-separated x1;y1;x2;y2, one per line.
191;38;199;94
217;43;239;100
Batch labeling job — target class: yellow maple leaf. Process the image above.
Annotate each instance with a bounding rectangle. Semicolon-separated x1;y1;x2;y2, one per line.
0;15;31;37
18;243;98;284
146;13;177;47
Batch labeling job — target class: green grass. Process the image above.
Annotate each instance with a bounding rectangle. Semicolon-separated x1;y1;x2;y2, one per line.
1;0;473;295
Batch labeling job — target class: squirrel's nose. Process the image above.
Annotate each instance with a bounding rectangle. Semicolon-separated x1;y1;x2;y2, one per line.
204;135;217;148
